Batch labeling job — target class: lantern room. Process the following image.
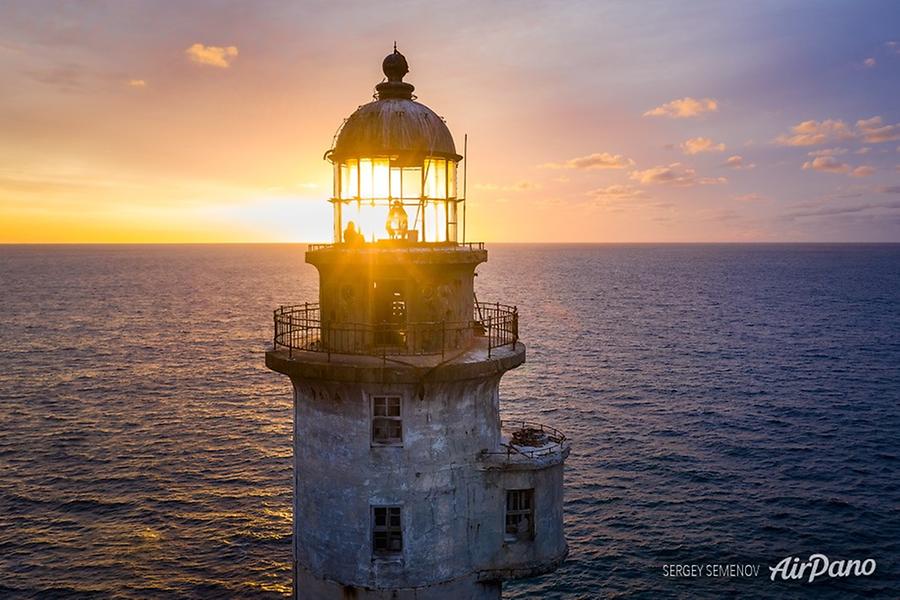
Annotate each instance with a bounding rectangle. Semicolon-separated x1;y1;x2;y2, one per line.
324;46;464;244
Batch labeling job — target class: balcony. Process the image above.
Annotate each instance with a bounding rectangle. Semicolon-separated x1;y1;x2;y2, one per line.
478;420;569;469
272;302;517;359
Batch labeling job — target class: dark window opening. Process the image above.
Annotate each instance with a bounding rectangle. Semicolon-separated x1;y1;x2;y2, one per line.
373;280;406;346
372;506;403;555
505;489;534;542
372;396;402;445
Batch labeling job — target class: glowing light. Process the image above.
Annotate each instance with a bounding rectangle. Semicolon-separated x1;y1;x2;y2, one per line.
332;156;459;242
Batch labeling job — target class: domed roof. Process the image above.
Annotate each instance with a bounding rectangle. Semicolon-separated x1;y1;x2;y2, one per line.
327;48;460;163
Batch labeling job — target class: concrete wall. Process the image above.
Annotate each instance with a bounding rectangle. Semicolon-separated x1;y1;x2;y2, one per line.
289;371;567;596
308;247;484;354
476;461;568;580
291;375;502;590
296;568;501;600
279;246;567;598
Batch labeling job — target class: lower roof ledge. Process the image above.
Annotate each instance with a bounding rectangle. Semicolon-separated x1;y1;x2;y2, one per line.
475;545;569;582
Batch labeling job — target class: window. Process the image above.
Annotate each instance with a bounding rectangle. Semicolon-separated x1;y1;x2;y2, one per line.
372;395;402;445
505;489;534;542
372;506;403;555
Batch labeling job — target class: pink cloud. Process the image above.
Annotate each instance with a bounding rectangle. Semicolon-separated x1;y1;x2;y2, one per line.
644;97;718;118
630;163;727;186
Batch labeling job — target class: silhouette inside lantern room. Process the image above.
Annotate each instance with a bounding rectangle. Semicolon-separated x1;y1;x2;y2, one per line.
342;200;412;244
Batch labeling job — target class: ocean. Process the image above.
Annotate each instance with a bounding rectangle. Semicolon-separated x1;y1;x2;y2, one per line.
1;244;898;599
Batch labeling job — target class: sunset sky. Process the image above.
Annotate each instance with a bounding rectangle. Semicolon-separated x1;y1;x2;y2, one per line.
1;1;899;243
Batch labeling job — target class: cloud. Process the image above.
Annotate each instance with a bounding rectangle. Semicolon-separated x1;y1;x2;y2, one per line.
723;155;755;169
801;157;875;177
855;147;871;155
127;79;146;88
680;137;726;155
863;57;876;68
807;147;847;157
776;116;900;146
643;97;718;118
878;185;900;194
586;184;647;201
856;116;900;143
630;163;727;186
541;152;634;170
887;41;900;54
775;119;854;146
185;43;239;68
802;156;850;173
786;201;900;219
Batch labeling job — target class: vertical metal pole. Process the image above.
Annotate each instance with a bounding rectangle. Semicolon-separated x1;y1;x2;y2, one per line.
488;316;492;359
462;134;467;244
420;161;427;243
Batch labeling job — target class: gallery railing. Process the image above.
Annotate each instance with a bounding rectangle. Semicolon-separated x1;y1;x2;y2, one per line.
482;420;568;460
273;301;517;359
306;241;485;252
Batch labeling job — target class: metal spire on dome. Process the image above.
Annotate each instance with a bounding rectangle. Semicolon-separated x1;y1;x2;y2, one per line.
376;44;414;100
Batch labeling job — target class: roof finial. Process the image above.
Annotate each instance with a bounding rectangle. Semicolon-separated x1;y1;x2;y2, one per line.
376;46;414;99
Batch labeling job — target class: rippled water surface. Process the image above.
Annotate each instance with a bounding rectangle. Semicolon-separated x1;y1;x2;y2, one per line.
1;244;898;599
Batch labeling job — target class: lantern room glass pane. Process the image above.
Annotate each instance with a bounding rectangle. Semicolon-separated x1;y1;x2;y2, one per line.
437;160;446;199
425;201;448;243
424;158;447;199
351;200;390;242
448;161;457;199
341;159;358;199
373;158;390;199
333;164;340;199
401;167;422;199
390;168;401;199
448;201;458;242
359;159;374;199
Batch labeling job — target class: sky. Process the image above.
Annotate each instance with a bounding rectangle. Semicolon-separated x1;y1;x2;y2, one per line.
1;0;899;243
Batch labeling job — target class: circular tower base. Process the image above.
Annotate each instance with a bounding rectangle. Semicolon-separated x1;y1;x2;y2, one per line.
297;567;501;600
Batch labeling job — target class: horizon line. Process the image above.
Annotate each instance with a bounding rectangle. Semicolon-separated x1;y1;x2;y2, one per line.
2;241;899;246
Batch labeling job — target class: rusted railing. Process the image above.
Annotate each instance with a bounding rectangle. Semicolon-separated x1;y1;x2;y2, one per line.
306;241;485;252
478;302;518;356
482;420;568;460
273;301;517;359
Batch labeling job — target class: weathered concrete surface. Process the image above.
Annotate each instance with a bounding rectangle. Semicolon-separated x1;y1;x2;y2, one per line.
308;245;486;354
282;347;568;597
291;371;502;588
269;243;567;598
476;459;569;580
296;567;501;599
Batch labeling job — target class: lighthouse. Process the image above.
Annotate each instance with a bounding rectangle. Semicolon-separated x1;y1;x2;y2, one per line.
266;48;569;599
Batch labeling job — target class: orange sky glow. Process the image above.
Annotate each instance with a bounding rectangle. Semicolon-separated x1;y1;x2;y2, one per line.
1;2;899;243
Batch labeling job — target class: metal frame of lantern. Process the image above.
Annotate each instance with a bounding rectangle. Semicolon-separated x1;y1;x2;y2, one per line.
325;150;465;245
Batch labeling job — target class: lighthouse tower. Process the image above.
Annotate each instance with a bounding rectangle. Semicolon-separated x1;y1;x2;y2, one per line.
266;48;569;599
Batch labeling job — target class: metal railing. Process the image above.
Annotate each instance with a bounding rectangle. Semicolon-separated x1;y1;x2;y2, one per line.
484;420;568;460
306;241;485;252
273;301;517;359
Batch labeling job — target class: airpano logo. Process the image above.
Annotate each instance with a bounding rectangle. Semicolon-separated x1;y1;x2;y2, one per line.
769;554;876;583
